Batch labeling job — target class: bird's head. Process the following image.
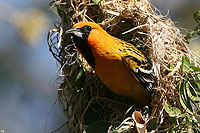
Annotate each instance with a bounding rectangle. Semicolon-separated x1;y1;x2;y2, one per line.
65;22;107;68
66;22;108;42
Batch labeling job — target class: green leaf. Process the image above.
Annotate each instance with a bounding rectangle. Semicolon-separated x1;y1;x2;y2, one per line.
192;121;200;132
84;121;110;133
190;65;200;72
193;11;200;23
184;113;191;125
72;68;86;97
179;80;193;114
164;104;181;117
92;0;102;4
188;80;200;102
185;31;195;40
182;56;191;72
189;79;200;96
197;28;200;36
73;68;85;88
195;74;200;90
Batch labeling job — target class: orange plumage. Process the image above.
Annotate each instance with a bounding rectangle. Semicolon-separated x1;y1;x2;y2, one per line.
66;22;155;107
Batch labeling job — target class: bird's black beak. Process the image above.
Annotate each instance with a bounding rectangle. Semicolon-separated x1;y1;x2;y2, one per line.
66;27;83;38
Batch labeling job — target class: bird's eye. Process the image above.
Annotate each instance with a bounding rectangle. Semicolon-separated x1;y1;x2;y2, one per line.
86;26;92;32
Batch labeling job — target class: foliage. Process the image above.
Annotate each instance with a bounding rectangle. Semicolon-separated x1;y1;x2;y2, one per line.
185;10;200;39
163;56;200;132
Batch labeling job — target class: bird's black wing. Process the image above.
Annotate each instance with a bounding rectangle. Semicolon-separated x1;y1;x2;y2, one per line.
122;55;155;93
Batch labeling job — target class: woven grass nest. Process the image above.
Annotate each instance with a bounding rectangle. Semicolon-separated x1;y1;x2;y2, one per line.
48;0;200;132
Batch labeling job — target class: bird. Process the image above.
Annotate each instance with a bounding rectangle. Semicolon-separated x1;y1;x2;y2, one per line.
66;22;155;107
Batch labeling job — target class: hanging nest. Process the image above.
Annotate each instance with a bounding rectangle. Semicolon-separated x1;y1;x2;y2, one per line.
48;0;200;132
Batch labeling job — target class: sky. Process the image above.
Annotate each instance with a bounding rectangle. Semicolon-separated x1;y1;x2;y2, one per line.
0;0;199;133
0;0;68;133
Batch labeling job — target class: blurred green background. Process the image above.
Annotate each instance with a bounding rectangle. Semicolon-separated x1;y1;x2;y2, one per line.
0;0;199;133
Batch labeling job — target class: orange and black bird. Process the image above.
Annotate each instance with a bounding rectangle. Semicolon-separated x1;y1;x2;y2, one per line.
66;22;155;107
